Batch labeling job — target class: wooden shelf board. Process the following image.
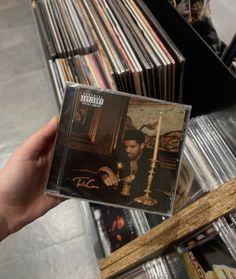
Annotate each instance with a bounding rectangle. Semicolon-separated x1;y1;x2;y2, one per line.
99;177;236;278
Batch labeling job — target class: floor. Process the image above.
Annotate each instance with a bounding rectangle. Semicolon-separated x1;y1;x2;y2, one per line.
0;0;100;278
211;0;236;46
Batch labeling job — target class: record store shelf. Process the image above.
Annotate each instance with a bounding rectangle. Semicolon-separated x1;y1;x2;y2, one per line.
30;0;236;278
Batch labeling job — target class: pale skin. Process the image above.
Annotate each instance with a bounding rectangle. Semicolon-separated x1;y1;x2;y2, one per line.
0;117;65;241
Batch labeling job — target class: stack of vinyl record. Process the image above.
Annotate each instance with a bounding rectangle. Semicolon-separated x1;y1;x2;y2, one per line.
48;52;114;103
33;0;185;103
82;0;185;101
33;0;96;57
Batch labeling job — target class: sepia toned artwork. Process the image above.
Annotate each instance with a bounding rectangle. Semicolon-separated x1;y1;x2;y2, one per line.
47;84;191;215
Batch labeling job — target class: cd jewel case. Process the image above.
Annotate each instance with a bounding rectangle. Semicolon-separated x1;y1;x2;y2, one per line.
46;84;191;215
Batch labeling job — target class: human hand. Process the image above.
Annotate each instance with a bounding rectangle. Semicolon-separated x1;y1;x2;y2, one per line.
0;117;65;241
99;166;119;187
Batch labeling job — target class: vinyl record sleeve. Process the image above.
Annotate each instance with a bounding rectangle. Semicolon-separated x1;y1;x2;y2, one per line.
33;0;57;58
44;0;67;57
38;0;63;56
47;84;191;215
135;0;185;103
50;0;73;57
48;59;64;102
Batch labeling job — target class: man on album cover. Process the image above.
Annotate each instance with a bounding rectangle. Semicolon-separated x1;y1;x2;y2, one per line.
98;129;157;202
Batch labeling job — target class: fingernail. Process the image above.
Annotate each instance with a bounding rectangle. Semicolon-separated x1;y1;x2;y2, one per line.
48;116;58;126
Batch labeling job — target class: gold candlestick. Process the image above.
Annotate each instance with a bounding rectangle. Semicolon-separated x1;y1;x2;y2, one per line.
117;162;135;196
115;161;124;190
134;112;163;206
120;174;135;196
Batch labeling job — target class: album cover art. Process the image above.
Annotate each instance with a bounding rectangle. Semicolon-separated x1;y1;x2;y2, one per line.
47;84;191;215
90;203;137;256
